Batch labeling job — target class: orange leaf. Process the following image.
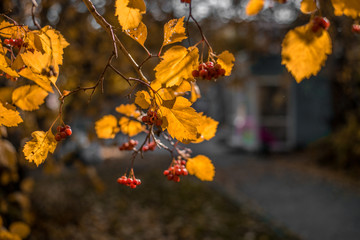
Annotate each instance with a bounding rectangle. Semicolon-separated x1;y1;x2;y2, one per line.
0;102;23;127
125;22;147;46
216;50;235;76
115;0;146;30
186;155;215;181
300;0;317;14
95;115;120;139
246;0;264;16
331;0;360;18
162;17;187;47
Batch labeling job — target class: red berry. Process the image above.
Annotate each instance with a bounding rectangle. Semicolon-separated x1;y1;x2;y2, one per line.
117;178;123;184
182;169;188;176
142;145;149;151
175;168;182;176
135;179;141;185
218;69;226;76
206;61;214;68
198;63;207;71
352;24;360;33
163;170;170;176
56;126;62;132
55;133;62;142
130;183;137;189
60;132;67;139
192;70;199;78
199;69;208;79
173;175;180;182
214;64;222;70
129;139;137;146
181;160;186;165
167;174;174;181
3;39;10;45
319;17;330;30
142;116;148;122
65;125;71;129
65;128;72;136
155;119;162;126
127;178;133;184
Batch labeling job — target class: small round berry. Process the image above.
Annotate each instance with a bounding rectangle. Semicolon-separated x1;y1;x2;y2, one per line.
319;17;330;30
142;116;149;122
130;183;137;189
173;175;180;182
214;64;222;70
135;179;141;185
60;132;67;139
3;39;10;45
65;125;71;129
129;139;137;146
175;168;182;176
127;178;133;184
167;174;174;181
206;61;214;68
199;69;208;79
55;133;62;142
182;169;188;176
192;70;199;78
198;63;207;71
65;128;72;136
155;119;162;126
163;170;170;176
218;68;226;76
181;160;186;165
352;24;360;33
142;145;149;152
56;126;62;132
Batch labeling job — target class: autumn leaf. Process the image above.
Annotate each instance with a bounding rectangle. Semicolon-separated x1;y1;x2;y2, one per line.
246;0;264;16
135;90;151;109
12;85;48;111
95;115;120;139
186;155;215;181
300;0;317;14
0;102;23;127
162;17;187;47
158;96;200;142
23;130;57;166
115;0;146;30
125;22;147;46
330;0;360;18
192;114;219;143
190;82;201;103
281;23;332;83
18;68;53;92
154;46;199;87
216;51;235;76
115;103;141;118
9;222;31;239
119;117;144;137
0;44;19;77
0;20;28;39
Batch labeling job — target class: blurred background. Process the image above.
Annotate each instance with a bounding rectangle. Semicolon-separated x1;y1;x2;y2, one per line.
1;0;360;239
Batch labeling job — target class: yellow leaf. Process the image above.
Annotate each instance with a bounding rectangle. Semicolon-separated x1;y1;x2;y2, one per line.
95;115;120;139
0;20;28;39
281;23;332;83
300;0;317;14
23;130;57;166
125;22;147;46
18;68;53;92
163;17;187;47
186;155;215;181
135;90;151;109
216;50;235;76
154;46;199;87
192;114;219;143
34;26;69;66
246;0;264;16
190;82;201;103
0;102;23;127
12;85;48;111
331;0;360;18
115;0;146;30
115;103;140;118
0;44;19;77
0;87;13;103
119;117;144;137
9;222;30;239
158;96;200;142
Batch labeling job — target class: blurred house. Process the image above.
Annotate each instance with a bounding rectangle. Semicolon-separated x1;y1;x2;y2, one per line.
227;54;332;152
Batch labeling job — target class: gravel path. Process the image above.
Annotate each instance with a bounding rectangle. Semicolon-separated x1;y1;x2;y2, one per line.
191;140;360;240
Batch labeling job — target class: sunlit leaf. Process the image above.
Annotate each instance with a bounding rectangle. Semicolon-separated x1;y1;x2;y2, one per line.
300;0;317;14
331;0;360;18
9;221;31;239
186;155;215;181
18;68;53;92
192;114;218;143
154;46;199;87
95;115;120;139
0;87;13;103
125;22;147;46
115;0;146;30
115;103;140;118
135;90;151;109
216;50;235;76
190;82;201;103
0;102;23;127
281;23;332;83
158;96;200;142
0;20;28;38
23;130;57;166
163;16;187;47
12;85;48;111
0;44;19;77
119;117;144;137
246;0;264;16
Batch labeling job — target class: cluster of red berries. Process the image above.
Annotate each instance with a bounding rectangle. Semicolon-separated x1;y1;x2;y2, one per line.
180;0;191;3
163;159;188;182
118;139;138;151
192;61;226;80
352;24;360;33
55;125;72;142
142;141;156;152
117;176;142;189
3;38;23;48
142;110;162;126
311;16;330;33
